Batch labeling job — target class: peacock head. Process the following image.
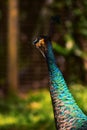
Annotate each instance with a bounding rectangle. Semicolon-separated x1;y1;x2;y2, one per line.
33;35;51;58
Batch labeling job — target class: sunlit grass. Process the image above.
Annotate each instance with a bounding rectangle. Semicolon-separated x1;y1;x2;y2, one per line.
0;84;87;130
0;90;55;130
0;115;17;125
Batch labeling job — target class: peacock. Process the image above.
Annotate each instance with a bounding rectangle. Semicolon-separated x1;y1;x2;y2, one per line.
33;35;87;130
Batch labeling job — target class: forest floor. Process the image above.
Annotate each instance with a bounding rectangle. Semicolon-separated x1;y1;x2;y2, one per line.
0;84;87;130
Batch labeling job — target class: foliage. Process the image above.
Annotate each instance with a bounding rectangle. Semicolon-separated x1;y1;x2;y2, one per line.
0;84;87;130
47;0;87;84
52;0;87;36
50;0;87;58
0;90;55;130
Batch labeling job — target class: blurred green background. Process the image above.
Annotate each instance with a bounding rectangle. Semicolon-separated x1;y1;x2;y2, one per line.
0;0;87;130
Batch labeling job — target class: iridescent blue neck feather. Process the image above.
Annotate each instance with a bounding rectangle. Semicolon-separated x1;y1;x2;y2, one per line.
45;41;87;130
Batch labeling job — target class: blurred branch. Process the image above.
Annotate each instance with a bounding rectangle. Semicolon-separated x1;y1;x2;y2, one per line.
52;41;87;59
52;42;70;55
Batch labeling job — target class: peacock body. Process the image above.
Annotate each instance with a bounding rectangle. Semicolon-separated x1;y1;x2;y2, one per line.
33;36;87;130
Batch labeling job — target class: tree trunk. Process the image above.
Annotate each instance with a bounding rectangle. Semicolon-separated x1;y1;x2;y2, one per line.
7;0;19;96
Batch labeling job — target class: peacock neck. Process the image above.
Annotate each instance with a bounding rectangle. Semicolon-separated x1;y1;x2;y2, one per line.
45;41;59;75
45;41;87;129
45;41;70;102
45;41;63;83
